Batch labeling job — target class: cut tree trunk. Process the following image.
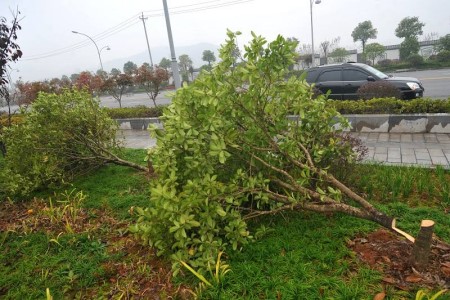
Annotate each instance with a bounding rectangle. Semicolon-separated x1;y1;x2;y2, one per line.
410;220;435;271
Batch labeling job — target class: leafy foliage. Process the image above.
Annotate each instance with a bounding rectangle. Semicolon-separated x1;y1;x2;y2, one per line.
134;64;169;107
351;20;377;52
104;105;166;119
102;73;133;108
357;81;402;100
436;34;450;52
123;61;137;75
364;42;385;65
400;37;420;60
0;9;22;87
395;16;425;39
408;54;424;68
202;50;216;66
329;47;349;63
436;50;450;62
0;89;121;198
328;97;450;114
130;31;388;273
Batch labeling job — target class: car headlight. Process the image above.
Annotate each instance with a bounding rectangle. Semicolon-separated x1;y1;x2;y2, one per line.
406;82;420;90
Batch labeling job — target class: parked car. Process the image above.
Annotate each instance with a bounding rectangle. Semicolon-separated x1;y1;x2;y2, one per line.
305;62;424;100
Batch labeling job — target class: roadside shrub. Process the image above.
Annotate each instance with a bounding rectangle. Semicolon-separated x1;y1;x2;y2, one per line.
357;81;402;100
377;59;393;67
105;105;166;119
436;50;450;62
328;97;450;114
0;89;120;198
407;54;424;68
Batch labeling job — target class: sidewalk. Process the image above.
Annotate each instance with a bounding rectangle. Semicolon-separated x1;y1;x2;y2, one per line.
350;132;450;168
119;130;450;169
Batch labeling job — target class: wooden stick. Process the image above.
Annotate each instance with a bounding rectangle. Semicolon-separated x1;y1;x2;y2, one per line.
391;219;415;243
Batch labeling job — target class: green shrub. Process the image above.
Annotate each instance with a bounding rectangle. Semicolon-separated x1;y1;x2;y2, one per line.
407;54;424;67
130;31;369;274
377;59;393;67
357;81;402;100
436;50;450;62
105;105;166;119
0;89;120;198
328;97;450;114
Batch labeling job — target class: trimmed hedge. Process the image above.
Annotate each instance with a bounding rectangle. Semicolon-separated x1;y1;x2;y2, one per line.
104;105;167;119
328;97;450;114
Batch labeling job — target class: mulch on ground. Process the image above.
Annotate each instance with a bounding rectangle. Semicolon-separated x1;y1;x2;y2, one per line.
348;228;450;291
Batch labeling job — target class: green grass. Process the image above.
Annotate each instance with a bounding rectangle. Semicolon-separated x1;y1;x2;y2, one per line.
1;153;450;299
0;149;150;299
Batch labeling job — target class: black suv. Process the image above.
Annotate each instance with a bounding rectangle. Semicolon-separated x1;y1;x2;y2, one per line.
305;62;424;100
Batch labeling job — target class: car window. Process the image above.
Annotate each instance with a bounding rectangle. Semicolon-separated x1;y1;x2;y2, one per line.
360;64;388;79
343;69;368;81
316;70;341;82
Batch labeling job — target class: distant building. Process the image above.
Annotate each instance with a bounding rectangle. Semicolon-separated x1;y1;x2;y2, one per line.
297;39;439;69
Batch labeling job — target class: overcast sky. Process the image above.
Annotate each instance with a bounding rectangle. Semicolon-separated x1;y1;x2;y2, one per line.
1;0;449;82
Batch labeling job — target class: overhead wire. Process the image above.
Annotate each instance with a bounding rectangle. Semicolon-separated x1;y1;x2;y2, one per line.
21;0;253;61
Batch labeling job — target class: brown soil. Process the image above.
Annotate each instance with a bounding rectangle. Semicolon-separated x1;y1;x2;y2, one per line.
0;199;193;299
348;228;450;291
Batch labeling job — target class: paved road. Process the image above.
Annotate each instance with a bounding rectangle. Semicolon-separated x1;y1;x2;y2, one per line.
389;68;450;99
99;92;172;108
98;68;450;108
119;130;450;169
1;68;449;113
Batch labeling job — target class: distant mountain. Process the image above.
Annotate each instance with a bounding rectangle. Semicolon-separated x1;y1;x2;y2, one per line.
103;43;219;72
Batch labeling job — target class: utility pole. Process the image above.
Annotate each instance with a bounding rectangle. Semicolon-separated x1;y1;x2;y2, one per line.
162;0;181;89
139;12;154;67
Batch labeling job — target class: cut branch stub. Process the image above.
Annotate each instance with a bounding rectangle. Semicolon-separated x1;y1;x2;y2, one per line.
410;220;435;271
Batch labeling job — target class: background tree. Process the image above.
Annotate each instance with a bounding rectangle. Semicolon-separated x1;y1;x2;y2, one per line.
74;71;104;94
436;34;450;52
60;75;72;87
159;57;171;71
202;50;216;67
16;80;52;105
110;68;121;76
102;72;132;108
395;16;425;40
351;20;377;53
123;61;138;75
329;47;349;63
96;69;108;78
319;37;340;64
399;37;420;60
395;17;425;60
364;43;386;65
178;54;193;82
69;73;79;83
134;64;169;107
0;7;22;154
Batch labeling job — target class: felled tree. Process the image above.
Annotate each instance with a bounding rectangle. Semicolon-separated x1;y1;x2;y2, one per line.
131;31;430;272
0;89;146;198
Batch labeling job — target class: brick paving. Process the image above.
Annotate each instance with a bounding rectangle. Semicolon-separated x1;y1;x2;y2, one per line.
119;130;450;169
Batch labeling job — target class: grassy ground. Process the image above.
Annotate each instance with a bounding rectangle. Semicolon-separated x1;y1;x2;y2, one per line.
1;152;449;299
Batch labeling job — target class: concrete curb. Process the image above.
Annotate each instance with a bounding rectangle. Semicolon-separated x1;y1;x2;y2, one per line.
115;114;450;133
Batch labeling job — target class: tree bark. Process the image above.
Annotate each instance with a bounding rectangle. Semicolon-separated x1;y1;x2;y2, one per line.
410;220;435;271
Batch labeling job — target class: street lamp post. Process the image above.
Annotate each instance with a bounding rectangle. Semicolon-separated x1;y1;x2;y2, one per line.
309;0;321;67
72;30;105;72
162;0;181;89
